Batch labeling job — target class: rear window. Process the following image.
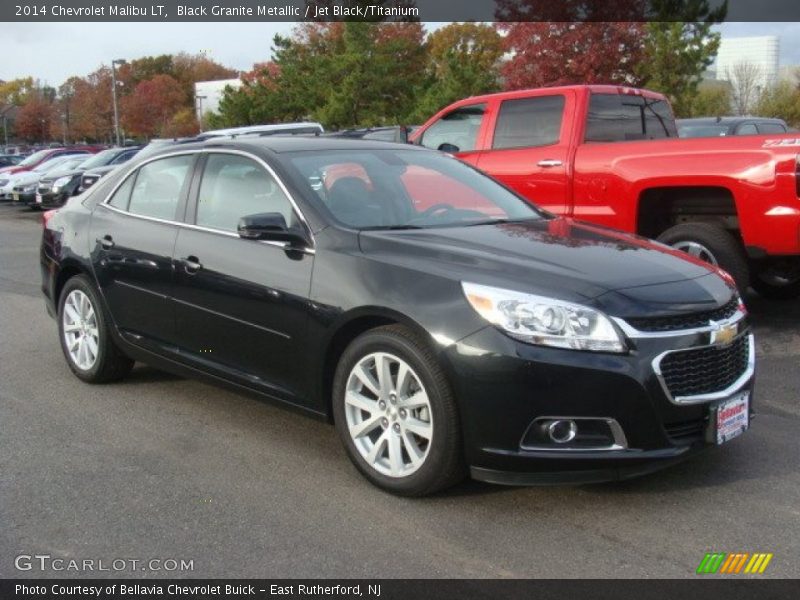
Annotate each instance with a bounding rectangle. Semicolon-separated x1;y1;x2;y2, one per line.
757;122;787;134
585;94;677;142
492;96;565;149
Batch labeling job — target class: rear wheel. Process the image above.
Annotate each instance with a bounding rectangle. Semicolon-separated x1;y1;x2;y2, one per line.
657;223;749;293
751;262;800;300
332;325;465;496
58;275;134;383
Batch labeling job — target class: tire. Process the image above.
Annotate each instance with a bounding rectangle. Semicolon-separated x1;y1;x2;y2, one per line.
751;271;800;300
58;274;134;383
657;223;750;293
332;325;465;496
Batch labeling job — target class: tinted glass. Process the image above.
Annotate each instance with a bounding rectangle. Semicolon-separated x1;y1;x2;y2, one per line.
493;96;565;149
736;123;758;135
79;149;119;169
286;149;542;229
757;123;786;134
420;104;486;152
678;125;729;138
127;154;193;220
196;153;295;232
586;94;677;142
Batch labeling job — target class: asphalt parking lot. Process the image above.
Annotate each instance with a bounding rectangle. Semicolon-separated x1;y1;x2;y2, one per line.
0;203;798;579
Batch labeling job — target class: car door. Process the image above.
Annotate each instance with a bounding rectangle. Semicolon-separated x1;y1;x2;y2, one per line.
417;103;488;169
89;152;197;352
476;93;572;215
171;150;314;403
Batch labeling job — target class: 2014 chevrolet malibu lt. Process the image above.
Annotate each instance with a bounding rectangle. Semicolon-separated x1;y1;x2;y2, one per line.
40;138;754;496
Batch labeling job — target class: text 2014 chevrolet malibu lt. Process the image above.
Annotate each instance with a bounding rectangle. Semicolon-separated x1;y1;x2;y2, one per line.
41;138;754;496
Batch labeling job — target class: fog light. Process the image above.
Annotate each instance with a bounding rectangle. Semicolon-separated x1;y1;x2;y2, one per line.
547;419;578;444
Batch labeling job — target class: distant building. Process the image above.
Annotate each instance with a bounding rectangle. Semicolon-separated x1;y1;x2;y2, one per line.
715;36;779;91
194;78;242;121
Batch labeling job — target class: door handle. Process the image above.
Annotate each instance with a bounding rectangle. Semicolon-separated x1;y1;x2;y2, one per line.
537;159;563;168
97;235;114;249
181;256;202;274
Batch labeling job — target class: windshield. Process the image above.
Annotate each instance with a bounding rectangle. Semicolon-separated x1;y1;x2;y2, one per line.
286;149;543;229
678;125;729;138
48;157;86;173
78;149;118;169
18;150;51;167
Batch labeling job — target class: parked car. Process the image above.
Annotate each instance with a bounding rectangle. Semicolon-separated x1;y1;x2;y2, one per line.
411;85;800;299
0;154;24;168
200;122;324;138
324;126;418;143
78;165;119;193
41;137;752;496
1;155;84;201
9;156;89;205
0;146;99;176
34;146;141;208
678;117;790;138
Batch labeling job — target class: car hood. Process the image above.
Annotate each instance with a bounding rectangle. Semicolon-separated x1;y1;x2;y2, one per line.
358;218;733;316
40;168;84;183
85;165;117;177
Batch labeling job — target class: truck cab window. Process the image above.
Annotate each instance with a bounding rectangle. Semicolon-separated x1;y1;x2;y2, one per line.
586;94;677;142
493;96;565;149
420;104;486;153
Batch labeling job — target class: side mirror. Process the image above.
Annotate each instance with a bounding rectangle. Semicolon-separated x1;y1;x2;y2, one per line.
438;143;460;153
237;213;308;247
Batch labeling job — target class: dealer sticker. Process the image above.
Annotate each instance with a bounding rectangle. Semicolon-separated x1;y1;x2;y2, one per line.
716;392;749;444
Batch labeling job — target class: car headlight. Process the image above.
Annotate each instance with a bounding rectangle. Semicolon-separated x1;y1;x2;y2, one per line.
462;282;626;353
52;176;72;191
0;179;8;187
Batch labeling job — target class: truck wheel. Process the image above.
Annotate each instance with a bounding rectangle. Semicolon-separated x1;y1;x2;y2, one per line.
751;268;800;300
657;223;749;293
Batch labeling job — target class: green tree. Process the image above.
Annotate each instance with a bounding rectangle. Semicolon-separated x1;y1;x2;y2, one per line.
755;80;800;128
687;84;732;117
412;23;503;120
638;19;724;116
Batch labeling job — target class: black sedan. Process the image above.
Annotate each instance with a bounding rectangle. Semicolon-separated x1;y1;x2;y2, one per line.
40;137;754;496
35;146;140;208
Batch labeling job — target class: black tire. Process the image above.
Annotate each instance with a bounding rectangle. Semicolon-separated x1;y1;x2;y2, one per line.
657;223;750;293
58;274;134;383
751;272;800;300
332;325;465;496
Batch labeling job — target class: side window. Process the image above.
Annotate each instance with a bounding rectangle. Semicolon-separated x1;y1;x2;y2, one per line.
420;104;486;153
127;154;194;221
736;123;758;135
107;174;135;210
757;122;786;134
196;153;295;233
586;94;677;142
111;150;135;165
493;95;565;149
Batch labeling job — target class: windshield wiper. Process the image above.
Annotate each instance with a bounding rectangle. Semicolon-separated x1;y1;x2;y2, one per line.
361;224;424;231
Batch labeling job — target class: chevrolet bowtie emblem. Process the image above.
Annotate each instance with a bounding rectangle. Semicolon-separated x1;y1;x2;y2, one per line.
710;320;738;346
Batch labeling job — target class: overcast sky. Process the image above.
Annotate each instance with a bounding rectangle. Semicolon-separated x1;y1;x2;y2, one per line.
3;22;800;87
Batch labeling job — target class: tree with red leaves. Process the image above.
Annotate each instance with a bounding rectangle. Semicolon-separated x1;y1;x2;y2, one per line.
14;94;57;142
496;21;647;90
121;74;186;138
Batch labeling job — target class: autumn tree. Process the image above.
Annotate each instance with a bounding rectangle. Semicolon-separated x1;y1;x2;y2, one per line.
412;23;503;119
687;83;732;117
69;67;114;142
15;93;57;142
0;77;35;106
756;80;800;127
121;74;186;138
496;22;647;89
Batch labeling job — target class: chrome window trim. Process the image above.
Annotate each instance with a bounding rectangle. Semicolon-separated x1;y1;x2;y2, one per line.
652;334;755;405
612;307;746;339
519;417;628;452
98;147;315;255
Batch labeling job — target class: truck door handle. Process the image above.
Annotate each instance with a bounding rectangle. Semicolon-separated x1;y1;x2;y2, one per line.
537;159;563;168
181;256;202;274
98;235;114;249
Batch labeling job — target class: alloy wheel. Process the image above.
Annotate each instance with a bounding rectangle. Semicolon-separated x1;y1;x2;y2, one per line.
62;289;99;370
344;352;433;478
672;240;719;265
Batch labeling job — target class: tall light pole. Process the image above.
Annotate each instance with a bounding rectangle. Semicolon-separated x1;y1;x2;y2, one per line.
111;58;126;146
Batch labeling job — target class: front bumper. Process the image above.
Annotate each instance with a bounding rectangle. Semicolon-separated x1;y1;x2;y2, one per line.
444;319;754;484
33;190;68;208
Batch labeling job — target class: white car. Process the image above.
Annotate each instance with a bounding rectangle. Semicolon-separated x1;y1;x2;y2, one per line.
1;156;87;202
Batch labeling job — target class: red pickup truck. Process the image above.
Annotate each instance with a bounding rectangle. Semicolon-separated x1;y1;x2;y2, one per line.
410;85;800;299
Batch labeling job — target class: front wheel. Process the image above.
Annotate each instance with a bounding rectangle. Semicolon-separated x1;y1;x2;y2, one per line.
751;263;800;300
58;275;134;383
657;223;749;293
332;325;465;496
